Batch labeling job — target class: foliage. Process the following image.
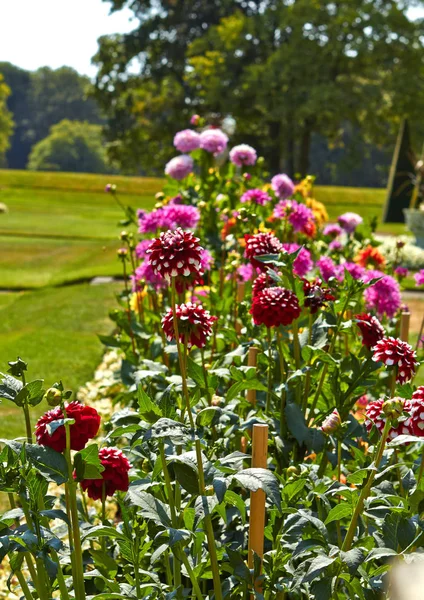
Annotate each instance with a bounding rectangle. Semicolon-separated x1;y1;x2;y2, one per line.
27;120;112;174
0;73;14;165
0;63;102;169
1;123;424;600
93;0;424;178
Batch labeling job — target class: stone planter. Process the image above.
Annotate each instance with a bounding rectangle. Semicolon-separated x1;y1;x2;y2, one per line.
404;208;424;249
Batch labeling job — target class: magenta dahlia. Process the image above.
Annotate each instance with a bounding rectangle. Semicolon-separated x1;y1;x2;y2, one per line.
162;302;217;348
165;155;193;180
338;212;363;234
273;200;315;233
199;129;228;154
414;270;424;286
271;174;295;199
146;228;204;293
355;313;385;350
362;270;402;319
250;287;301;328
240;189;271;206
283;243;313;277
244;232;283;272
372;337;419;384
229;144;257;167
173;129;200;153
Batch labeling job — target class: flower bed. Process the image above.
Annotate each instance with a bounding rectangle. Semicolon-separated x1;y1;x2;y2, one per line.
1;117;424;600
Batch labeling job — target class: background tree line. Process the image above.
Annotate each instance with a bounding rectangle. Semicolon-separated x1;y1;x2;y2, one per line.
1;0;424;185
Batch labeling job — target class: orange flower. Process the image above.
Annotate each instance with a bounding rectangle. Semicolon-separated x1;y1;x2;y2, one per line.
355;245;385;269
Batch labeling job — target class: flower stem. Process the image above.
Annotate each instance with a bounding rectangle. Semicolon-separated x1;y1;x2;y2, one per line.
101;483;107;553
16;570;34;600
51;549;70;600
64;419;86;600
171;277;222;600
159;441;181;591
122;258;137;355
177;549;204;600
276;331;287;437
266;328;273;414
342;418;391;551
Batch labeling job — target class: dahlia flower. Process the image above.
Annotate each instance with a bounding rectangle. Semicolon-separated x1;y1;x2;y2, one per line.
165;155;194;180
135;239;153;260
338;212;363;234
362;270;402;318
237;263;255;282
200;248;214;272
162;302;217;348
80;447;130;500
321;409;341;434
36;401;100;453
271;174;295;199
343;262;365;280
302;278;335;313
229;144;257;167
162;204;200;230
146;228;204;292
199;129;228;154
365;398;412;440
173;129;200;153
355;245;386;269
394;266;409;279
250;287;301;328
372;337;419;384
316;257;344;282
283;243;313;277
273;200;315;233
329;240;343;251
414;270;424;286
190;114;200;126
323;224;343;238
410;387;424;436
240;189;271;206
252;273;272;298
244;232;283;271
132;261;166;292
355;313;385;349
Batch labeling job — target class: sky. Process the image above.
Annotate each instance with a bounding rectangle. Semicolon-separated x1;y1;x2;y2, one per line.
0;1;423;79
0;0;135;78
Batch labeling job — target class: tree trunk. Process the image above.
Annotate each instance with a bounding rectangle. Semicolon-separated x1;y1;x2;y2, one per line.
286;120;295;178
268;121;281;174
299;126;312;177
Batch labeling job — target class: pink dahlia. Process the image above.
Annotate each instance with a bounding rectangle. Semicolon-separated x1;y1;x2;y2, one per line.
271;174;295;199
302;278;335;314
162;204;200;230
273;200;315;233
200;248;214;272
283;243;313;277
190;114;200;126
132;261;166;292
410;387;424;436
244;232;283;272
323;224;343;238
229;144;257;167
173;129;200;153
355;313;385;349
321;409;341;434
240;189;271;206
343;262;365;280
316;257;344;282
237;263;255;282
250;287;301;328
394;266;408;279
165;155;193;180
199;129;228;154
362;270;402;318
135;239;153;260
162;302;217;348
365;398;412;440
338;212;363;234
329;240;342;252
414;270;424;286
372;337;419;384
146;228;204;293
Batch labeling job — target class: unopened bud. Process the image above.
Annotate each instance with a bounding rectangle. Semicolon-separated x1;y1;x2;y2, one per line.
382;397;404;421
190;114;200;126
120;231;129;241
44;388;62;407
211;394;224;406
243;173;251;180
117;247;128;258
321;409;341;434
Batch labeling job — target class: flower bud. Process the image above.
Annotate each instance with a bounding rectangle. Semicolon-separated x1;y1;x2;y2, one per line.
243;172;251;180
117;247;128;259
105;183;116;193
120;231;129;241
44;387;63;407
320;409;341;434
190;114;200;126
382;397;404;421
211;394;224;406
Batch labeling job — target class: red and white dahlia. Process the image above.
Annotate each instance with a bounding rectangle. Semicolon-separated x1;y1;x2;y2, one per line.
146;228;204;293
365;398;412;440
244;233;283;272
355;313;385;350
250;287;301;328
162;302;217;348
372;337;419;384
410;387;424;436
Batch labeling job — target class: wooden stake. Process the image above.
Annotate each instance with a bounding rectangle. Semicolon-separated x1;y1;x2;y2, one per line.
248;424;269;588
235;282;246;334
246;347;259;405
400;311;410;343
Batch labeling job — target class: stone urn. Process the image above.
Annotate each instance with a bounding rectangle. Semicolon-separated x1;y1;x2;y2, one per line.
404;208;424;249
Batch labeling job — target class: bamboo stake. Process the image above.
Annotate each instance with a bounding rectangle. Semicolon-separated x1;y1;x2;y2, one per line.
248;424;269;592
235;282;245;334
400;311;410;342
246;347;260;405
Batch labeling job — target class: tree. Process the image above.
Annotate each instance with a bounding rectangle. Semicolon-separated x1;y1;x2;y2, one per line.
93;0;424;178
0;64;103;169
0;73;14;165
27;119;111;174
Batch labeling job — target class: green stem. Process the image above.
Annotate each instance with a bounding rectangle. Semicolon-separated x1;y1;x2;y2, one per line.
23;404;33;443
266;328;273;414
177;550;204;600
64;418;86;600
101;482;106;553
276;331;287;437
342;418;391;551
35;557;50;600
302;313;314;415
122;259;137;355
16;570;34;600
51;549;70;600
171;278;222;600
159;442;180;591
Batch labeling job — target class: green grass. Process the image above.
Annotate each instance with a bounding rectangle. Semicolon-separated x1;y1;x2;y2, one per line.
0;282;121;440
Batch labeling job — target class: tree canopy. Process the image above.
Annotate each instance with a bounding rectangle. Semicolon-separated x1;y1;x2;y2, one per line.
0;73;14;165
93;0;424;178
27;119;111;174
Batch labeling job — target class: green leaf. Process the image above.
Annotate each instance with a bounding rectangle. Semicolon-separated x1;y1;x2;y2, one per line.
303;555;337;583
285;402;309;445
74;444;105;481
144;418;191;445
196;406;222;427
283;479;307;502
187;357;206;388
7;358;27;377
39;509;70;525
194;495;219;527
137;386;162;423
26;444;69;484
0;374;23;403
226;379;267;402
82;525;127;542
232;468;281;511
325;503;352;525
347;468;369;485
125;489;171;527
224;490;246;524
341;548;364;571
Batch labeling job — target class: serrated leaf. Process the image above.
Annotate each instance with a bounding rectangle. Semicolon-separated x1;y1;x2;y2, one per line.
232;468;281;511
74;444;105;481
303;555;337;583
0;374;23;403
26;444;69;484
125;489;171;527
196;406;222;427
144;418;191;445
325;503;352;525
137;386;162;423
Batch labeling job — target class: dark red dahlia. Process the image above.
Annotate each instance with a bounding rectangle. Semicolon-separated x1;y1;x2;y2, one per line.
355;313;385;349
365;398;412;440
252;273;275;297
250;287;301;328
35;401;100;453
372;337;419;384
409;387;424;436
80;447;130;500
244;233;283;272
162;302;217;348
146;228;204;293
303;278;335;314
